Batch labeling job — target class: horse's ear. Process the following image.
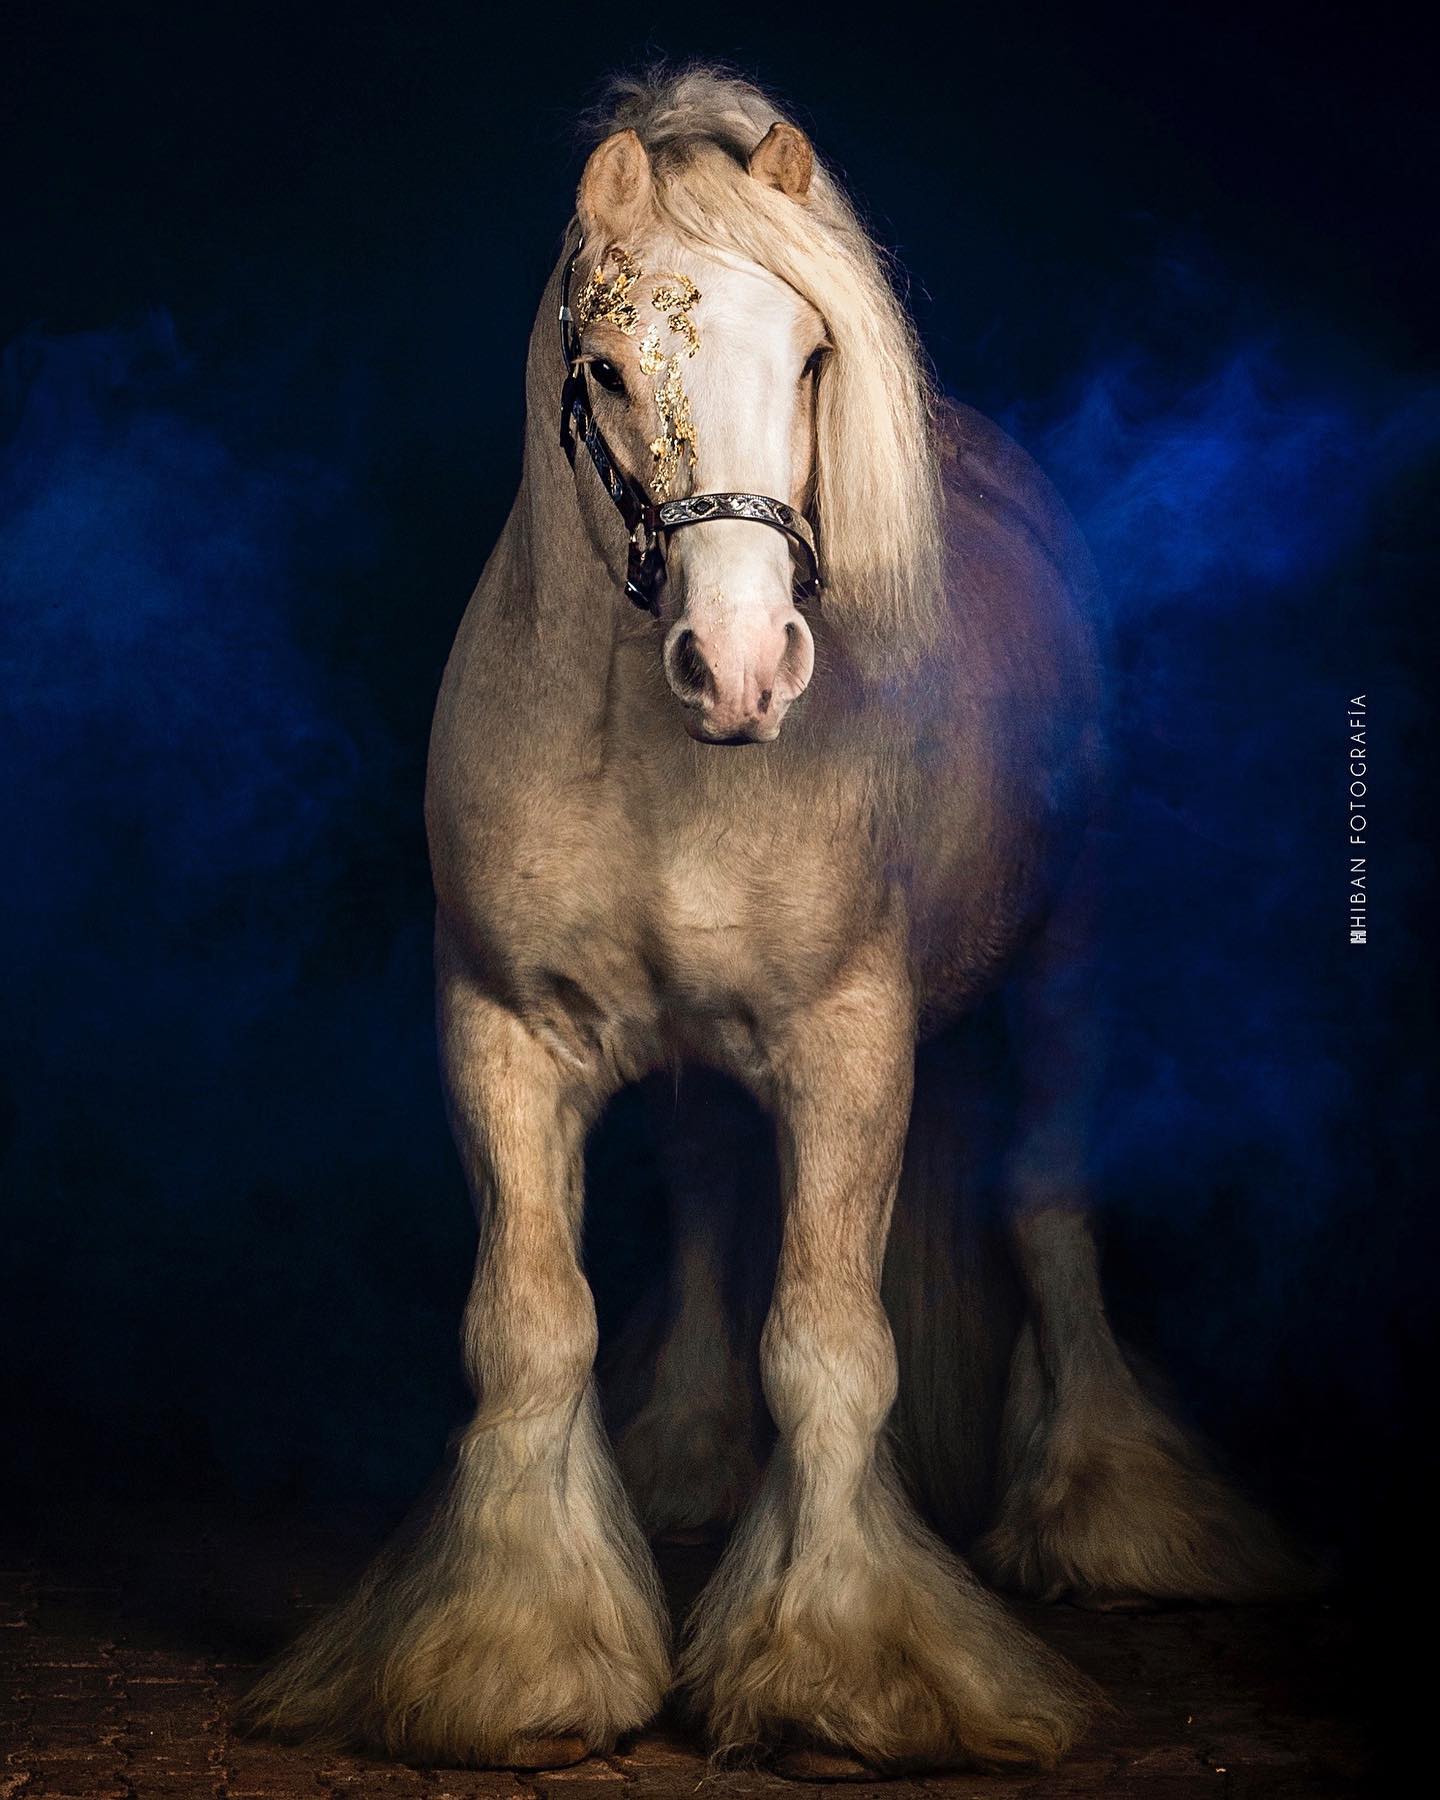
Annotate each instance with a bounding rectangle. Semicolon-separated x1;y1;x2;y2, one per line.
748;122;814;201
578;130;653;240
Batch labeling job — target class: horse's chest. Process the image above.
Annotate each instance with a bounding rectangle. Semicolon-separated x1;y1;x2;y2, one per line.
461;776;881;1078
646;841;769;1002
640;818;875;1032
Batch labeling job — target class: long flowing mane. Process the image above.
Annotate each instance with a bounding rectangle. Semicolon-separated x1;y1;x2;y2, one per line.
585;67;945;666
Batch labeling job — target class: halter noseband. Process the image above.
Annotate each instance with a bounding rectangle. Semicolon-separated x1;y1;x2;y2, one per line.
558;241;824;615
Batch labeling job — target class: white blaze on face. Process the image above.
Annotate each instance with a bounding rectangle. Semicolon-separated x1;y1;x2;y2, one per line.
658;257;821;744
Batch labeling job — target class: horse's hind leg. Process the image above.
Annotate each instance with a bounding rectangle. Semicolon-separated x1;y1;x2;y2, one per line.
973;863;1310;1607
681;936;1090;1773
241;928;669;1764
612;1075;768;1540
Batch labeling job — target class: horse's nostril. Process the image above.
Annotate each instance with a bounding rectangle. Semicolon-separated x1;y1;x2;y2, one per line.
670;629;710;701
779;613;815;698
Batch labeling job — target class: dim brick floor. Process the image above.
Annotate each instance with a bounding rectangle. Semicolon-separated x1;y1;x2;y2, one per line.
0;1507;1371;1799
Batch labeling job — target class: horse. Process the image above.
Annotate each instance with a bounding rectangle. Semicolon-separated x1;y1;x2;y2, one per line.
242;66;1303;1778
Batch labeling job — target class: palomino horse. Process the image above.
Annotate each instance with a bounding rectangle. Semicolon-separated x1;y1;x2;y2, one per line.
245;69;1301;1777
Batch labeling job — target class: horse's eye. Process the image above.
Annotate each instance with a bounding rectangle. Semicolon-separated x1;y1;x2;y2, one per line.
801;346;829;381
589;358;626;395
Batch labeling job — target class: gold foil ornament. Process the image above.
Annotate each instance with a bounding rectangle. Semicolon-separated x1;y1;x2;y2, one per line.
574;245;642;336
574;246;702;499
646;275;701;496
651;279;701;357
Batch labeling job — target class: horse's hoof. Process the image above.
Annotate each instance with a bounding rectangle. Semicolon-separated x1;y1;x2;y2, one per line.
773;1745;883;1782
499;1734;591;1769
1065;1586;1161;1614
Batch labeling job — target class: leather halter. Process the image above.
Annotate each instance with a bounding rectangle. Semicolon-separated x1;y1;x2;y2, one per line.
558;241;824;615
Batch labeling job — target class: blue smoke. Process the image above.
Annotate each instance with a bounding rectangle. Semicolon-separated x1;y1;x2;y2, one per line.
0;317;467;1503
995;295;1438;1501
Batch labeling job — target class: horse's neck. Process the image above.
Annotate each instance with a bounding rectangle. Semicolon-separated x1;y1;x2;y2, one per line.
478;400;631;745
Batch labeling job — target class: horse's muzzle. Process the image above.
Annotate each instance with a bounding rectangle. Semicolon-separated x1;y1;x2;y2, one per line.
662;605;814;743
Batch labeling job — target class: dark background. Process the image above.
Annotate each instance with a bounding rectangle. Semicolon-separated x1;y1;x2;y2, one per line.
2;0;1435;1618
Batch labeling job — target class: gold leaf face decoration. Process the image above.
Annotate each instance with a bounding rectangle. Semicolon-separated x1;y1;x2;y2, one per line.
646;276;701;498
573;245;642;336
574;246;701;500
652;280;701;357
637;325;665;376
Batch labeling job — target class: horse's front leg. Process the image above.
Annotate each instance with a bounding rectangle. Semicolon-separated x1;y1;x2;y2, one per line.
242;930;669;1765
681;937;1089;1775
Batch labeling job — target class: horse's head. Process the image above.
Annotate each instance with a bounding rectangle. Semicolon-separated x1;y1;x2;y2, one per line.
571;126;826;744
